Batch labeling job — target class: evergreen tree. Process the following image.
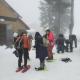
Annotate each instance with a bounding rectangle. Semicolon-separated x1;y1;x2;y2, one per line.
40;0;73;37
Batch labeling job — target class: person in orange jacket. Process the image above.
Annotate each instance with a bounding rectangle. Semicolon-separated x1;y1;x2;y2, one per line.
21;32;31;67
46;29;55;60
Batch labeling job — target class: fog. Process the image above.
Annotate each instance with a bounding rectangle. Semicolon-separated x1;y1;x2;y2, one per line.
6;0;80;36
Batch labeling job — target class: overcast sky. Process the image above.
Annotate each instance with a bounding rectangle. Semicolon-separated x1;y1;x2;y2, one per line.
6;0;80;36
6;0;41;30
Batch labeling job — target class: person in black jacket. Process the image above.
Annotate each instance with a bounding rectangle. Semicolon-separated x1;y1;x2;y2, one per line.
34;32;48;70
15;33;24;72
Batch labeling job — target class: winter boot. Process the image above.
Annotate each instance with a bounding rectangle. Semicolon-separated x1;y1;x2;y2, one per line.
41;61;45;68
35;61;44;71
35;67;44;71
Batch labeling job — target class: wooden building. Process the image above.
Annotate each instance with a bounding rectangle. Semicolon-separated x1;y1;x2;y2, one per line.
0;0;30;46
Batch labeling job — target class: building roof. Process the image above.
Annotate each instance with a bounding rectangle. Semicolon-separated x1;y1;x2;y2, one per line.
0;0;30;29
4;0;21;18
18;19;30;30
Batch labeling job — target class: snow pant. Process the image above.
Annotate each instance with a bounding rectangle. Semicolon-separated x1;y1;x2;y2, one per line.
27;52;30;59
65;41;73;52
70;42;73;52
47;44;53;59
65;43;69;52
40;58;45;68
18;49;23;68
74;39;77;48
18;48;28;68
57;45;64;53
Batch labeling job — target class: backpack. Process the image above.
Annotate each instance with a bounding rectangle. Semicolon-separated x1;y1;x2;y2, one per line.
13;50;19;57
15;38;23;50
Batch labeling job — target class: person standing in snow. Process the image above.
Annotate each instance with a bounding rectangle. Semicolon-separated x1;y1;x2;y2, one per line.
46;29;55;60
56;34;65;53
16;32;31;72
15;33;23;72
34;32;48;70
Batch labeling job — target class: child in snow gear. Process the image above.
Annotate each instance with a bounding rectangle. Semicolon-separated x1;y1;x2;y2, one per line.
34;32;48;70
46;29;55;60
56;34;65;53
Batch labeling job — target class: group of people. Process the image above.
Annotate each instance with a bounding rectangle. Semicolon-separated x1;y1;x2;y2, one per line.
13;29;77;72
14;29;55;71
56;34;77;53
34;29;54;70
14;31;31;72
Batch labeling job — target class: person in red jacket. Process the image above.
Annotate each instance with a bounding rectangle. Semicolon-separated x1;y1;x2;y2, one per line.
46;29;55;60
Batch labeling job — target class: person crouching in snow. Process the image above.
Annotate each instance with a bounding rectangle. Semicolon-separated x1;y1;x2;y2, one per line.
34;32;48;70
46;29;55;60
16;32;31;72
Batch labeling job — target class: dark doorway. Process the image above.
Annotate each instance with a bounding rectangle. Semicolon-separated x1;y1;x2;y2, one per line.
0;23;13;47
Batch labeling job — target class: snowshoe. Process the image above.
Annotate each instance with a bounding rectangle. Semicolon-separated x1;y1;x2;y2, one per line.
16;66;23;72
21;65;30;73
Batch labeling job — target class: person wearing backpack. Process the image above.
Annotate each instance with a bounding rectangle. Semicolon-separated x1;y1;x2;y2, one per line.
16;32;31;72
21;32;31;72
15;33;23;72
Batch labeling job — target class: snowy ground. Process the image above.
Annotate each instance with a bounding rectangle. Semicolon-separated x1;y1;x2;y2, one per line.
0;41;80;80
